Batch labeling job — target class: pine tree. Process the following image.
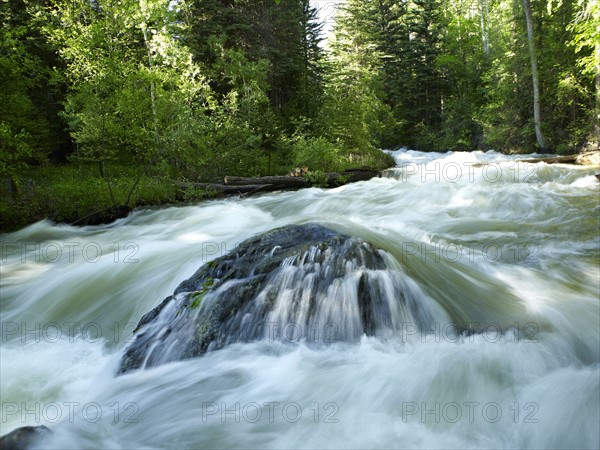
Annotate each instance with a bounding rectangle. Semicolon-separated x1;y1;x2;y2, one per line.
323;0;392;151
187;0;323;125
0;0;67;177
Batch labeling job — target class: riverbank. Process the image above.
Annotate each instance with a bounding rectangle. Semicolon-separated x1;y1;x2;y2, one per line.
3;150;597;234
0;166;177;233
0;151;395;233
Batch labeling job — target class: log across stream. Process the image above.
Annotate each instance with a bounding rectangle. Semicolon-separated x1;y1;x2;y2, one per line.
1;149;598;450
176;168;382;198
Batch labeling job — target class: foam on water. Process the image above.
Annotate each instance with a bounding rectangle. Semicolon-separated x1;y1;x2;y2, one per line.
1;149;598;448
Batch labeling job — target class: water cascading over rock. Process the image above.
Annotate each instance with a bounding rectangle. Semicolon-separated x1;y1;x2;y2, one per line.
118;223;444;374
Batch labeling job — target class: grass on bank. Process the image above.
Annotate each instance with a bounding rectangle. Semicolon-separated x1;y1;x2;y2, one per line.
0;164;178;232
1;146;395;233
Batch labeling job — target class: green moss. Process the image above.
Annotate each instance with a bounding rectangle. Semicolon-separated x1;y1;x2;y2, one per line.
189;278;215;310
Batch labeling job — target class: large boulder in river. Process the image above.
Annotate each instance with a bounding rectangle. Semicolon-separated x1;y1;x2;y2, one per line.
0;426;51;450
118;223;440;374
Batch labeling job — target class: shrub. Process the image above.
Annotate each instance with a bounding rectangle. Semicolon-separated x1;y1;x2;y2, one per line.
292;137;340;173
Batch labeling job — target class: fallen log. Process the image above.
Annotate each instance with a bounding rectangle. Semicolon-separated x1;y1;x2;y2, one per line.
224;176;308;187
516;154;579;164
175;182;298;200
176;168;382;200
224;168;380;187
174;182;273;194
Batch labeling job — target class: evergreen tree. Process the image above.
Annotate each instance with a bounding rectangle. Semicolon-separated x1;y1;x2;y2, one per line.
187;0;324;126
323;0;393;151
0;0;67;181
436;0;488;150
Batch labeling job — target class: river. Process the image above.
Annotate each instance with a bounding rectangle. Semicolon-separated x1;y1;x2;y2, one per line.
1;149;599;449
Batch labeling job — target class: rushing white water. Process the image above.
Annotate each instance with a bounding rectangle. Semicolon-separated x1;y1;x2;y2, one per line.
1;149;599;449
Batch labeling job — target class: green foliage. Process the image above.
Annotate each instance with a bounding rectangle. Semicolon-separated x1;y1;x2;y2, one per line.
0;1;66;170
44;0;215;193
304;170;329;188
0;123;32;182
187;0;325;164
435;4;488;150
566;0;599;147
477;0;596;152
0;164;177;231
1;0;597;233
321;0;395;152
292;137;339;172
568;0;599;79
199;43;278;178
182;185;219;202
322;0;596;153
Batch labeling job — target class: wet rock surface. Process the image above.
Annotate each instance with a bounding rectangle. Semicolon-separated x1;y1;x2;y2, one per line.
0;426;51;450
118;223;435;374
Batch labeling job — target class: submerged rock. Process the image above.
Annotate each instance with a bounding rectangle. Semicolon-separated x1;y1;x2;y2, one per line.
0;426;51;450
118;223;439;374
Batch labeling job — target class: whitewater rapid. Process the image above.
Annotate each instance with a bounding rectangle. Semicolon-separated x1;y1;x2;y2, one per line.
1;149;599;449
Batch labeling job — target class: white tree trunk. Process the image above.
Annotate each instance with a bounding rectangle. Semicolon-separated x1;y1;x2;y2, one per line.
479;0;489;55
522;0;547;151
595;32;599;149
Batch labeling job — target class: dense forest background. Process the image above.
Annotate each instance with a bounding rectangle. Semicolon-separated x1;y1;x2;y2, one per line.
0;0;598;229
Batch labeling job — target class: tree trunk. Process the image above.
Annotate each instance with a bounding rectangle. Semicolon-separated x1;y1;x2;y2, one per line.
125;7;164;208
100;104;116;205
479;0;489;56
594;32;600;151
522;0;548;152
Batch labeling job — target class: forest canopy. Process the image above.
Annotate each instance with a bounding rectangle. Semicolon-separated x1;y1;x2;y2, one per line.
0;0;598;229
